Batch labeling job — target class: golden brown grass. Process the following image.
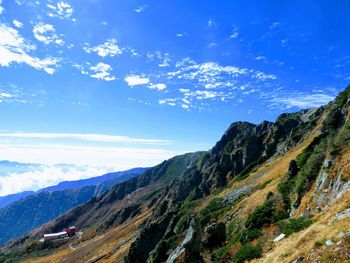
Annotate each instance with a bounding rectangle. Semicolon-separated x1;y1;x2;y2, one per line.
252;191;350;263
24;210;151;263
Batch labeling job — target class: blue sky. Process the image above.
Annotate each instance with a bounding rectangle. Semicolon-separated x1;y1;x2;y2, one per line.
0;0;350;177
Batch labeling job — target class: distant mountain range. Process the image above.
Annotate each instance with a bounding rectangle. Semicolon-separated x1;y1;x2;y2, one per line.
0;159;146;208
0;167;148;244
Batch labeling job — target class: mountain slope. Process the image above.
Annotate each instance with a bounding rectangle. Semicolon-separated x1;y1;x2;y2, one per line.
25;152;204;239
0;168;146;245
0;191;34;209
2;86;350;263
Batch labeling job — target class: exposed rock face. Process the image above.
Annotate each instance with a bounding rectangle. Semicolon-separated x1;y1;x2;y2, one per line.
167;109;322;204
224;184;251;205
125;212;175;263
166;218;203;263
335;208;350;221
126;108;324;262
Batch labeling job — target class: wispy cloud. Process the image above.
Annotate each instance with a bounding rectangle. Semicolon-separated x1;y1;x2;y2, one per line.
206;19;216;29
89;62;116;81
0;132;173;145
0;24;59;74
84;39;122;57
47;1;74;20
176;33;186;37
229;26;239;39
146;51;171;67
269;21;280;29
0;143;178;177
254;71;276;80
125;56;279;109
255;56;267;62
269;93;335;109
158;98;176;106
33;23;64;45
167;60;248;88
12;19;23;28
134;5;147;13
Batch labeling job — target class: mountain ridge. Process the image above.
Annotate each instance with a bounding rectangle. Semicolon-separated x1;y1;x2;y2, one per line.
1;86;350;263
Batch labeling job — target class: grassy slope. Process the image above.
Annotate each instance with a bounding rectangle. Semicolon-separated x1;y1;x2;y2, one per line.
19;122;320;263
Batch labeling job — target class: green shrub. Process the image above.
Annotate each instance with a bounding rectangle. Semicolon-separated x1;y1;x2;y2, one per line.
295;146;325;195
200;198;227;225
278;179;294;211
227;219;242;237
260;179;273;189
273;209;289;221
212;239;235;261
245;200;274;229
278;217;312;236
233;243;262;263
334;85;350;107
238;228;262;244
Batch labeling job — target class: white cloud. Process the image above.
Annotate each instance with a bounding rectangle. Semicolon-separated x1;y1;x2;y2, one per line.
84;39;122;57
134;5;147;13
0;132;172;145
0;92;13;98
146;51;171;67
208;42;218;48
168;61;248;87
176;33;185;37
126;57;279;110
255;56;267;61
0;24;58;74
0;165;111;196
0;90;18;104
179;88;226;100
0;143;178;184
281;39;288;47
47;1;74;20
254;71;276;80
33;23;63;45
229;26;239;39
207;19;216;28
124;75;150;86
158;98;176;106
270;93;335;109
90;62;116;81
270;22;280;29
12;19;23;28
148;83;166;91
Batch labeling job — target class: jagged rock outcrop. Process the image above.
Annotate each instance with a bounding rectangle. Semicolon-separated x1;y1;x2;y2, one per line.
167;108;323;204
126;107;324;262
